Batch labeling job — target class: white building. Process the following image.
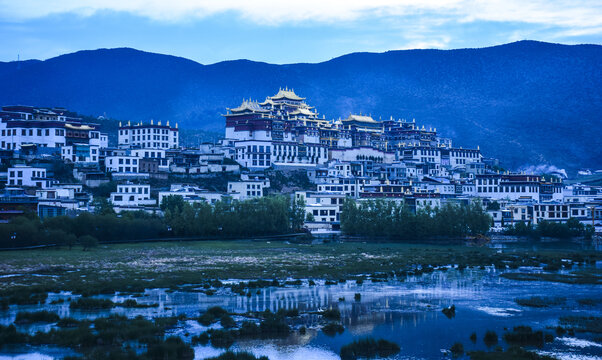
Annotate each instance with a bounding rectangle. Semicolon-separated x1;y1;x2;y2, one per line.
118;121;179;149
110;184;156;207
0;106;104;151
105;155;141;174
130;148;171;171
296;191;346;224
7;165;51;188
228;178;270;200
475;174;541;201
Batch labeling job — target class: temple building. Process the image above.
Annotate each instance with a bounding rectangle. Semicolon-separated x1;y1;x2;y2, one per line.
223;88;481;170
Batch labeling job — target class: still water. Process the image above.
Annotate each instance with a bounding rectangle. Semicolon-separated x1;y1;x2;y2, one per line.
1;265;601;360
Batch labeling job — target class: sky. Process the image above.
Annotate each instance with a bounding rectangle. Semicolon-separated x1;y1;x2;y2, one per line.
0;0;601;64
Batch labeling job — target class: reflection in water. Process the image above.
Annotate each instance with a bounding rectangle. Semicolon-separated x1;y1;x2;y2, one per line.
1;267;601;360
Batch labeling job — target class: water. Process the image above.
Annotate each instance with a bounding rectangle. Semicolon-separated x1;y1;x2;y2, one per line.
1;267;601;359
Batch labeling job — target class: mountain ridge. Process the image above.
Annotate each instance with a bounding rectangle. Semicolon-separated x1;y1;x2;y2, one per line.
1;40;601;172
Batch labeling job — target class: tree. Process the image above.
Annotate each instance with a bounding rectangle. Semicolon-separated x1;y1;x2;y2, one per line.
305;212;315;222
486;201;500;211
290;197;306;232
79;235;98;251
93;197;115;216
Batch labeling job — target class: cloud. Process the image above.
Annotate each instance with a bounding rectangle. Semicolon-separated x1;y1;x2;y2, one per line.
1;0;601;32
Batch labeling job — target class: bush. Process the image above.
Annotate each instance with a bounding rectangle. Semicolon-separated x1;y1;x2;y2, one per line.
321;308;341;321
0;324;28;345
208;329;235;348
69;297;115;310
199;306;229;326
145;336;194;360
340;337;400;360
450;342;464;357
220;314;236;329
14;311;59;324
483;331;498;347
515;296;565;308
79;235;98;251
205;351;269;360
503;326;548;348
322;323;344;337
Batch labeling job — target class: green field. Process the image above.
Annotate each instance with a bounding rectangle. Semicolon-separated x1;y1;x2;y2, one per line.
0;240;600;299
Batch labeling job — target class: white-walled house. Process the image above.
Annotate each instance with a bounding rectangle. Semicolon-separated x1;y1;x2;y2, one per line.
7;165;51;188
110;184;156;207
228;179;269;200
105;155;141;174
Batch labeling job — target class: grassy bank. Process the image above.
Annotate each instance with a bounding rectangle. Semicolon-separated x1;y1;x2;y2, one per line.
0;240;600;300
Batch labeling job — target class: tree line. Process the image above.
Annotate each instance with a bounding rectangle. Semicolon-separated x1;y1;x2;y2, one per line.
0;195;306;249
340;199;491;240
504;217;595;240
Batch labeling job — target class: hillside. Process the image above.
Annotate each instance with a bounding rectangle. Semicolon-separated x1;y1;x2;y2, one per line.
0;41;600;172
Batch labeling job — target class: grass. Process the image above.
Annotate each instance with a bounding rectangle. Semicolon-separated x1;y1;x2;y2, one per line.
515;296;566;308
0;240;598;300
340;337;401;360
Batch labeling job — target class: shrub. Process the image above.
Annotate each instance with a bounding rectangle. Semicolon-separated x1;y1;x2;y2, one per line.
199;306;229;326
483;331;498;347
14;311;59;324
322;323;344;337
220;314;236;329
205;351;269;360
450;342;464;357
208;329;235;348
69;297;114;310
321;308;341;321
503;326;548;348
145;336;194;360
79;235;98;251
340;337;400;360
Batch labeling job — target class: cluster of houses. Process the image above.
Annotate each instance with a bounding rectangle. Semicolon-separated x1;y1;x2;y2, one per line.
0;92;601;235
